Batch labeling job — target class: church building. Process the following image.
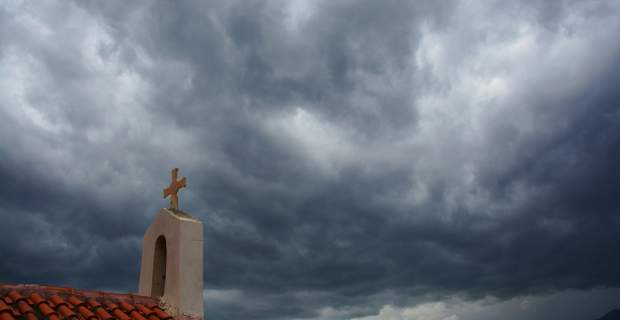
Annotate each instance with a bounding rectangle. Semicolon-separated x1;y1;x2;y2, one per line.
0;169;205;320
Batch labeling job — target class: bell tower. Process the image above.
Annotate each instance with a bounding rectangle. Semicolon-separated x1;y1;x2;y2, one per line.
138;169;204;319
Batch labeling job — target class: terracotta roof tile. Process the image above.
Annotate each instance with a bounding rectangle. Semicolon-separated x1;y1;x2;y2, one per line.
38;303;57;317
0;300;10;313
0;284;183;320
120;301;136;312
131;310;149;320
16;300;37;320
84;298;111;320
59;305;77;318
104;300;119;310
112;308;132;320
136;304;154;316
49;294;76;319
29;293;44;305
85;299;100;309
77;305;96;320
7;292;24;303
0;313;14;320
67;296;84;307
152;308;173;320
16;301;33;314
94;307;113;320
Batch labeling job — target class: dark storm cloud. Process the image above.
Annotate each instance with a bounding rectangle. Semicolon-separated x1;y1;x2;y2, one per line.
2;1;620;319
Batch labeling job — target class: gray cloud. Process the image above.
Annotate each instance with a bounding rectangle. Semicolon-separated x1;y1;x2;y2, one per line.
1;0;620;319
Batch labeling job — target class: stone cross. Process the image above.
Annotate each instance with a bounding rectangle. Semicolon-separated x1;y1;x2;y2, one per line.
163;168;187;210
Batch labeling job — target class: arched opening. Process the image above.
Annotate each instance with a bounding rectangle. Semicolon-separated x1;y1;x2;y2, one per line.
151;235;167;297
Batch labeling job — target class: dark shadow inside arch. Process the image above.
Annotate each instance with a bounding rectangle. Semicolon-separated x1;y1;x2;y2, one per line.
151;235;166;297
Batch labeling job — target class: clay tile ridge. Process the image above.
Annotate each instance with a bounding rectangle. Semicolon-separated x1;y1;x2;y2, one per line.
0;284;158;305
0;283;169;320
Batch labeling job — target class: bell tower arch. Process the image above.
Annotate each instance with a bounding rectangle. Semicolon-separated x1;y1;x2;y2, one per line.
151;235;167;297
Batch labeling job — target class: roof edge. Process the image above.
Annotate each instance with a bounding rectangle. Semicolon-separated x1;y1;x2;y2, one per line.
0;283;159;304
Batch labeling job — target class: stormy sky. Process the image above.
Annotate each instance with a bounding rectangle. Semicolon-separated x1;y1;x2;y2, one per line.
1;1;620;319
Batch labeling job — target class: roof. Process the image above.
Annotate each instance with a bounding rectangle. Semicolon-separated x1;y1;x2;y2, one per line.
0;284;175;320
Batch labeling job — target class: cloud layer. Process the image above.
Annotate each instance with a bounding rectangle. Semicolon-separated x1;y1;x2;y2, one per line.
1;0;620;319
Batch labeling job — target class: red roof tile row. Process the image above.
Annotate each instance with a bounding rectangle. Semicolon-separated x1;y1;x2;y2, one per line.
0;284;173;320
